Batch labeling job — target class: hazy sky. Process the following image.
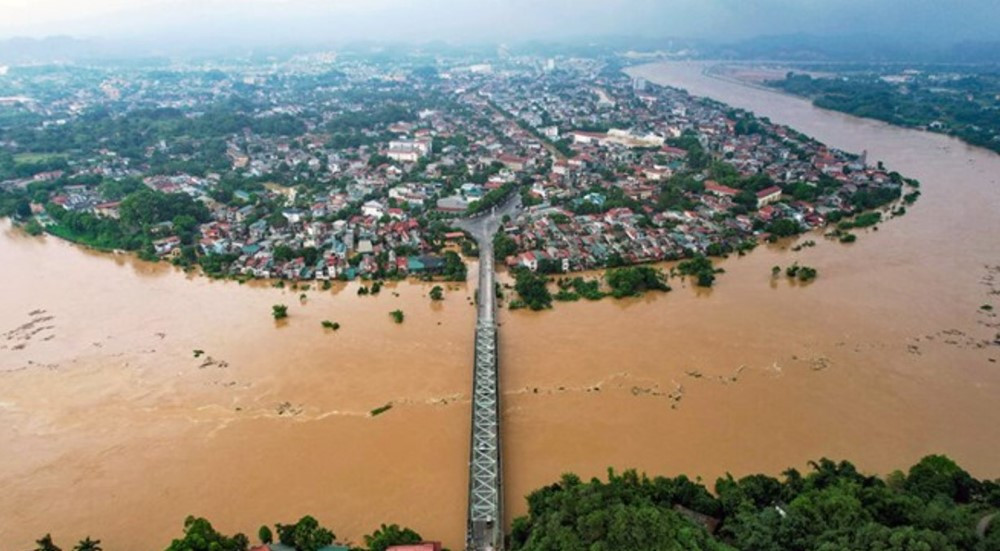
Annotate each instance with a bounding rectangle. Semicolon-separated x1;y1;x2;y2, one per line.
1;0;998;45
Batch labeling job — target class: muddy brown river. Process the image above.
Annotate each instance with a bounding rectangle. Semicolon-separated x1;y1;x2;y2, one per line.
2;61;999;549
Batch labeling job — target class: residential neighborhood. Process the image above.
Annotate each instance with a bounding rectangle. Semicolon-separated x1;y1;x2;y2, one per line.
0;52;915;282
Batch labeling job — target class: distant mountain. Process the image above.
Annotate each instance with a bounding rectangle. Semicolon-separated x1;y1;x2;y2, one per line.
944;40;1000;63
1;33;997;66
509;34;1000;64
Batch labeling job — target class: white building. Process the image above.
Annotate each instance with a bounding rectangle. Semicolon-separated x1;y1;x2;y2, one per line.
387;139;432;163
362;200;386;218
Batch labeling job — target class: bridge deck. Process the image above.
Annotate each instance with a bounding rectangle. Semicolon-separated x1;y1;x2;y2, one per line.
466;230;503;551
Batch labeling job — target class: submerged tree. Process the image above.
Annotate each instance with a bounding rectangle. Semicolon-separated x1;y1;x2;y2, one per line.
512;268;552;310
429;285;445;301
272;304;289;320
72;537;102;551
34;534;61;551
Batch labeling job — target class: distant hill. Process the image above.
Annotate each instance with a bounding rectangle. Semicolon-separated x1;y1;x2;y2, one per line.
944;40;1000;63
1;33;998;66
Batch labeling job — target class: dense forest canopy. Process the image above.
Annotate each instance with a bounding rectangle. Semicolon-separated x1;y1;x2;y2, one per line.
510;455;1000;551
769;72;1000;154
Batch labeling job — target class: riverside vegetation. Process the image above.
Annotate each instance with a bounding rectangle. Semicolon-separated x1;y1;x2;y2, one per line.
28;455;1000;551
510;265;672;311
768;69;1000;155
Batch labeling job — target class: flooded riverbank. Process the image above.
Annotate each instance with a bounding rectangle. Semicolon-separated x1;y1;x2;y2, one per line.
2;61;999;550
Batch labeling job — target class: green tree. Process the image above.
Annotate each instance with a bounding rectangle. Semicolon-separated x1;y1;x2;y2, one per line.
493;232;518;261
767;218;802;238
442;251;468;281
34;534;61;551
677;255;719;288
258;525;273;544
272;304;289;320
510;471;731;551
24;219;44;236
275;516;334;551
15;198;32;218
119;189;208;230
364;524;423;551
513;454;989;551
429;285;444;301
512;268;552;311
905;455;975;503
605;266;671;297
166;516;249;551
72;538;102;551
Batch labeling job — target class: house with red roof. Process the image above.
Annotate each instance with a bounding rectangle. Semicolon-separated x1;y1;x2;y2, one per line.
704;180;740;198
755;185;783;208
498;154;528;171
661;145;687;158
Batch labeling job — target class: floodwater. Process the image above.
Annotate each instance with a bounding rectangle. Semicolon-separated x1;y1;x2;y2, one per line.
2;61;1000;549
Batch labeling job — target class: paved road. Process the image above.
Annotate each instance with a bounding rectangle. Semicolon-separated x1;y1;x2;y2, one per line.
454;194;523;318
454;194;522;246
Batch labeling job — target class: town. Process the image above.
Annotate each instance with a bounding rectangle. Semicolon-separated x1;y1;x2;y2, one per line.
0;52;918;284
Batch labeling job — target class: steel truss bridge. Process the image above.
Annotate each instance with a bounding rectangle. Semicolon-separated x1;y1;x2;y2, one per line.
466;240;503;551
456;200;519;551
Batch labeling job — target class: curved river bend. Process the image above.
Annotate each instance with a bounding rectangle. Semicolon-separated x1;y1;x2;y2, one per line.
1;61;998;549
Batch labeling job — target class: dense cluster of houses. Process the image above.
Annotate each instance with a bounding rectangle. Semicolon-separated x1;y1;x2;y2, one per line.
3;53;909;280
477;64;905;272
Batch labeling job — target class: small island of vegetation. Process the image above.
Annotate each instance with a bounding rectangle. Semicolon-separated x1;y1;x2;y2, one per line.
429;285;444;301
511;265;673;310
785;262;819;282
677;255;722;288
271;304;289;320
